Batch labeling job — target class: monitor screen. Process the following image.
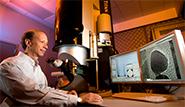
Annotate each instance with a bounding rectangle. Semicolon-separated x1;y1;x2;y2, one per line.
109;50;142;83
139;30;185;84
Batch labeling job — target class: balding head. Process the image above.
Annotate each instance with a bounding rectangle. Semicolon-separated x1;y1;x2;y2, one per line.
21;29;46;50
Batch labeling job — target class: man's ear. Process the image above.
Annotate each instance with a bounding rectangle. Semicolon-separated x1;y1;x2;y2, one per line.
25;39;32;48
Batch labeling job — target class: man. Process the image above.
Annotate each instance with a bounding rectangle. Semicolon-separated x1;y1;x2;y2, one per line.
0;29;103;106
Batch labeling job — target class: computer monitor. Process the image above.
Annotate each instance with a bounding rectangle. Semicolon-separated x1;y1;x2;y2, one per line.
109;50;142;83
139;30;185;84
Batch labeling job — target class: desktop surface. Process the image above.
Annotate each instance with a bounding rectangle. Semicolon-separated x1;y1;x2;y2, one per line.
102;97;185;107
77;92;185;107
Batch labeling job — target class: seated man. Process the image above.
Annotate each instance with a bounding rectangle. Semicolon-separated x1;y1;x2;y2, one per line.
0;29;103;106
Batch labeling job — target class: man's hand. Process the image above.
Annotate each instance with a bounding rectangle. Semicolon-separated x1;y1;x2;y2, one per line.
79;93;103;105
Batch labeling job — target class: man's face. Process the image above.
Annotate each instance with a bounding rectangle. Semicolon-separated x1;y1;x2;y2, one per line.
29;32;48;57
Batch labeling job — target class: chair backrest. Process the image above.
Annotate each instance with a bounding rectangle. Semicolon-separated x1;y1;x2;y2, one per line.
0;90;7;104
0;41;19;62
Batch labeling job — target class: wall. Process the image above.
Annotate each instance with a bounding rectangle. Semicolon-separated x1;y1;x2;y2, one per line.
113;17;185;53
113;8;179;32
0;4;58;86
113;27;151;53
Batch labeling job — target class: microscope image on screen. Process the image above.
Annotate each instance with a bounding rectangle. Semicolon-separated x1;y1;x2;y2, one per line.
110;51;141;83
150;50;169;79
125;63;137;78
140;35;183;81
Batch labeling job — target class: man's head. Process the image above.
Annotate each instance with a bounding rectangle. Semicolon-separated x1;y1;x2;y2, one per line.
21;29;48;59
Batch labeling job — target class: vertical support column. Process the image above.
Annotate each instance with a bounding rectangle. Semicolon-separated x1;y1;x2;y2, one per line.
54;0;83;50
98;0;113;46
95;59;99;90
97;0;117;90
82;0;94;48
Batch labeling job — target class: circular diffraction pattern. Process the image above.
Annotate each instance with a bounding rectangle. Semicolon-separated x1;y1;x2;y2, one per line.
141;41;178;80
151;50;169;79
151;50;168;74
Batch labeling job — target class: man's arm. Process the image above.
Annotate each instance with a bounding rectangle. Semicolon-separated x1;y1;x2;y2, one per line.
0;62;78;106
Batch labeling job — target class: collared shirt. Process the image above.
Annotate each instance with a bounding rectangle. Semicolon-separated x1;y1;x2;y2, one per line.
0;52;78;107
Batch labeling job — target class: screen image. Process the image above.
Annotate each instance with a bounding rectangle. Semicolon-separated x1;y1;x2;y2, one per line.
139;30;185;83
109;51;141;83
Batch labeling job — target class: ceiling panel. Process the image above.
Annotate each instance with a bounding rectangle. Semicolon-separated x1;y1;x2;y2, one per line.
118;1;142;21
164;0;177;8
0;0;184;29
44;15;55;28
40;0;56;13
110;0;117;8
10;0;53;19
31;0;49;5
0;0;56;29
111;0;184;24
111;4;123;23
140;0;164;15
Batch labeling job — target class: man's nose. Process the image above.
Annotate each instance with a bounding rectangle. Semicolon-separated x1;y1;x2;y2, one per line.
44;44;48;49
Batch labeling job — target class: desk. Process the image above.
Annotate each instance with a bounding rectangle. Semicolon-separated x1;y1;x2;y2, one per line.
101;97;185;107
1;97;184;107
